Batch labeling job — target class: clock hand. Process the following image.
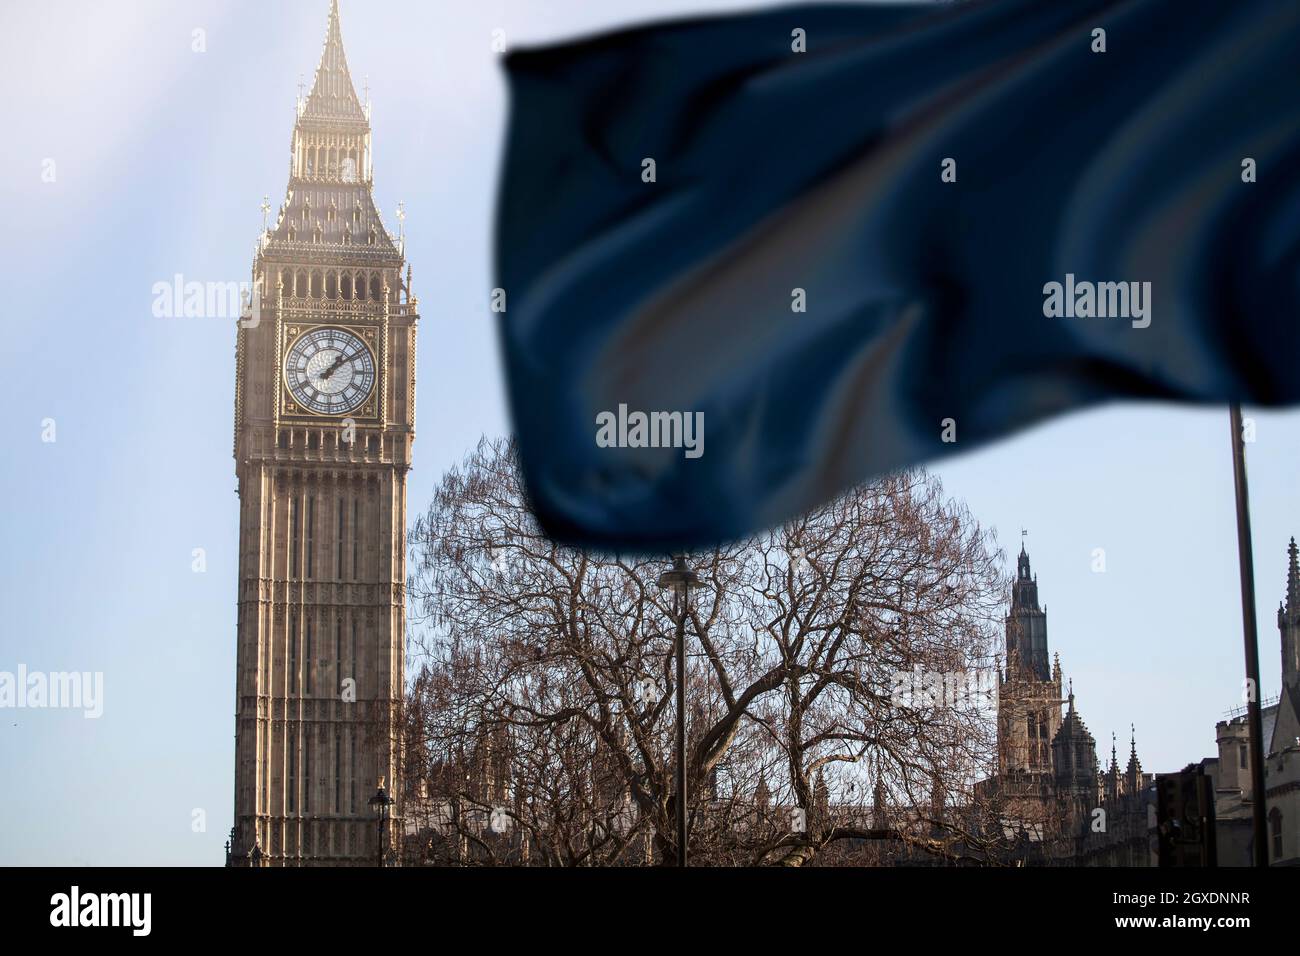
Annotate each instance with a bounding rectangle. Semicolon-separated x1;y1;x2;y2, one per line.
320;353;347;380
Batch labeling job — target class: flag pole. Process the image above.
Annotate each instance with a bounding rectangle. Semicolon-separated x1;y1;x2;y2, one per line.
1228;403;1269;867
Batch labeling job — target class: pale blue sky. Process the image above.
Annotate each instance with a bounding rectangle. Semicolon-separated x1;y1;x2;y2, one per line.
1;0;1296;865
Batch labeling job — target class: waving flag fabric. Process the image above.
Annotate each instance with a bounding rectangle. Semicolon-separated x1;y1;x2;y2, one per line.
495;0;1300;551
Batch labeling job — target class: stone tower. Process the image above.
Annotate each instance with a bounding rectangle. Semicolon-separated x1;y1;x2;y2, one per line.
230;0;417;866
986;544;1065;837
997;545;1062;775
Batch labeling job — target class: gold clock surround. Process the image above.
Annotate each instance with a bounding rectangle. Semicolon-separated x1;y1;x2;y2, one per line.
281;322;379;420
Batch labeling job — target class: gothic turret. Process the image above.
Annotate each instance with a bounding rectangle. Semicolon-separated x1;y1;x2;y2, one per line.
978;537;1156;862
1280;537;1300;689
1125;726;1143;795
1051;686;1099;835
995;541;1062;780
1105;733;1120;802
1052;686;1098;790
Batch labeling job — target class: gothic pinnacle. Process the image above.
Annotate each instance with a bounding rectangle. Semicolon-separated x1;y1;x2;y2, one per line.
1287;536;1299;614
1127;725;1142;777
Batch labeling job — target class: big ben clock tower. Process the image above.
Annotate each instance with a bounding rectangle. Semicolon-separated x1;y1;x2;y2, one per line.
230;0;416;866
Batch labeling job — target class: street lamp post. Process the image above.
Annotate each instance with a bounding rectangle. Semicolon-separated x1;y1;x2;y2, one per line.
1227;404;1269;867
658;554;700;867
369;778;395;868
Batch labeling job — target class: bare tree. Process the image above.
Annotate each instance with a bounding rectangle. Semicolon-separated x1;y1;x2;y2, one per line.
403;437;1013;866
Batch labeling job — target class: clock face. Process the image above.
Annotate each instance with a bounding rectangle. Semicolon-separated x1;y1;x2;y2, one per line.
284;327;375;415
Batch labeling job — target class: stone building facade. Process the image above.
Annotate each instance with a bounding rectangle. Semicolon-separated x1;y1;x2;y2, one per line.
976;544;1156;864
394;540;1300;867
1200;538;1300;866
982;539;1300;867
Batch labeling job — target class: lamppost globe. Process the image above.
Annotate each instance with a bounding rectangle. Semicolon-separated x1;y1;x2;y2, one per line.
368;778;395;868
657;553;700;594
657;553;699;868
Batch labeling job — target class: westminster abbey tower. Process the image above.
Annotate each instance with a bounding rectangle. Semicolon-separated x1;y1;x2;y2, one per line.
229;1;417;866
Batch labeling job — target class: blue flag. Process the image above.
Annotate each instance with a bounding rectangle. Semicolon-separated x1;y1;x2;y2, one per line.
495;0;1300;551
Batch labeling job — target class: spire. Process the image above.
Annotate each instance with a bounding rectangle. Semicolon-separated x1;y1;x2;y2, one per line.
1005;530;1050;683
301;1;367;124
1105;732;1120;801
1053;680;1092;745
1051;682;1097;789
1125;724;1142;793
267;1;398;255
1283;538;1300;690
1287;536;1299;615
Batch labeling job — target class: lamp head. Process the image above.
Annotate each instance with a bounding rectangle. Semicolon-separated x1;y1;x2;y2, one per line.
657;554;700;593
